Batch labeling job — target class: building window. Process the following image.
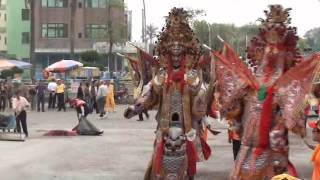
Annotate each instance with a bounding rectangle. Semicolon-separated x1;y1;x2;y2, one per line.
85;0;106;8
4;37;6;45
42;23;68;38
4;14;6;21
42;0;68;8
85;24;107;39
22;32;30;44
21;9;30;21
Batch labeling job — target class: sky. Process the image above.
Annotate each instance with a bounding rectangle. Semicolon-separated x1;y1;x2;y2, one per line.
126;0;320;42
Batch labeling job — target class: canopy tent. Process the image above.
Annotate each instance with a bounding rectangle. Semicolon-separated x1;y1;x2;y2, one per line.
0;59;32;70
45;60;83;73
70;66;101;78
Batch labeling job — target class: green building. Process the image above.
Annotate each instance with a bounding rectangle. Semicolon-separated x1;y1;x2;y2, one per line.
6;0;30;61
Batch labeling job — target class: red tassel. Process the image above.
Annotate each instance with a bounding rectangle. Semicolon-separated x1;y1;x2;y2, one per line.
254;87;274;157
186;140;198;176
287;160;298;177
154;139;165;175
200;137;211;160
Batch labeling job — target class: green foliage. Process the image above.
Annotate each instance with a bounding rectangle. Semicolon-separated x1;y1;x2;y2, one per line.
0;67;23;79
107;0;127;45
146;24;158;43
304;27;320;52
80;50;101;62
193;21;259;58
298;38;311;52
80;50;105;70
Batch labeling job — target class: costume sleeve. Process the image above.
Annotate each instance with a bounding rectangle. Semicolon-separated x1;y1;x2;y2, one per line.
137;82;159;111
274;54;320;136
215;60;249;117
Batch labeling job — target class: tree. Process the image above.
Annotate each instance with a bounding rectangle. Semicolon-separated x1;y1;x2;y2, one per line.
106;0;126;71
26;0;35;78
146;24;158;44
304;27;320;52
298;38;311;53
70;0;77;59
80;50;104;70
193;21;258;58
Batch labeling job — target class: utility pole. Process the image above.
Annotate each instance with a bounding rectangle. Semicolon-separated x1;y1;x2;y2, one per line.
142;0;147;51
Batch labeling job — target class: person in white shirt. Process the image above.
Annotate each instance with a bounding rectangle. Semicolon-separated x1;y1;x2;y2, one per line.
12;90;30;137
96;81;108;117
47;78;57;109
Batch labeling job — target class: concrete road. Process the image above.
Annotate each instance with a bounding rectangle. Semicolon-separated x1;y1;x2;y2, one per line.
0;106;313;180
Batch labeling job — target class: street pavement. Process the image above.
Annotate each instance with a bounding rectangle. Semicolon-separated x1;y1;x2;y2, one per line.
0;105;314;180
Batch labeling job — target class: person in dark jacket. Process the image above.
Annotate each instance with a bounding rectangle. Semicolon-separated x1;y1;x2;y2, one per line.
36;80;46;112
0;83;7;111
77;82;84;100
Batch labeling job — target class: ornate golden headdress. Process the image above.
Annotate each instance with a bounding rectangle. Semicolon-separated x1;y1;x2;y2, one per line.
247;4;300;70
155;8;200;69
264;4;291;24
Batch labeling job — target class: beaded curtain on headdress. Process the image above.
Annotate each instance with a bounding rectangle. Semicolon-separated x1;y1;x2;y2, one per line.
247;4;301;70
155;8;200;69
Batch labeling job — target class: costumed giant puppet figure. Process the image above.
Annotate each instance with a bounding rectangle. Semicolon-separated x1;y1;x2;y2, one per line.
124;8;213;180
211;5;320;179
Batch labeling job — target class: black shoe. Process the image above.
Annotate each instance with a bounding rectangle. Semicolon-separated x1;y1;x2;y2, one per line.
137;119;143;121
97;130;104;135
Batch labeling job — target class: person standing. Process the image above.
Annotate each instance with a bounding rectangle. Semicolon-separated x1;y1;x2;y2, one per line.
28;85;36;111
308;120;320;180
96;81;108;117
47;79;57;109
5;80;13;108
77;82;84;100
56;79;66;111
0;83;7;111
89;80;98;113
83;82;91;103
36;80;46;112
105;80;116;112
12;90;30;137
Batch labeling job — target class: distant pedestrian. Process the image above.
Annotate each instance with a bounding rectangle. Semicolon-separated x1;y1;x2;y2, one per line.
77;82;84;100
56;79;66;111
96;81;108;117
6;80;13;108
84;82;91;103
105;80;116;112
0;83;7;111
28;85;36;111
47;79;57;109
89;80;98;113
36;80;46;112
308;120;320;180
12;90;30;137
